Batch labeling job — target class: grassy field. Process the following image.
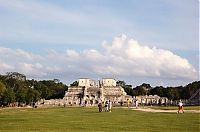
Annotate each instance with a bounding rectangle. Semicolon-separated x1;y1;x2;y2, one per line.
0;106;199;132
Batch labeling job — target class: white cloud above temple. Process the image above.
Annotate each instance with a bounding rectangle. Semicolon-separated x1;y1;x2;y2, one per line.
0;35;197;86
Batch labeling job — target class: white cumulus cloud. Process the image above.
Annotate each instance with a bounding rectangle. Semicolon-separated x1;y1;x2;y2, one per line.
100;35;196;79
0;35;197;85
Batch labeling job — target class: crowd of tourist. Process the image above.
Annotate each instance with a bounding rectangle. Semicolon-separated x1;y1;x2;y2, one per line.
98;99;112;112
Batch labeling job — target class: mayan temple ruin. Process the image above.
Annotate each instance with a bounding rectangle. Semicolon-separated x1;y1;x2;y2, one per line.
64;78;132;106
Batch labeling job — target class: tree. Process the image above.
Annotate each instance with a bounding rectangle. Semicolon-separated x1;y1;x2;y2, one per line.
25;88;35;105
0;81;6;98
140;83;152;89
53;79;60;83
6;72;26;81
117;80;133;96
32;90;41;103
0;81;6;106
2;88;15;106
133;83;151;96
70;81;78;86
150;86;165;96
123;85;133;96
185;81;200;99
116;80;126;87
34;82;49;99
25;88;41;105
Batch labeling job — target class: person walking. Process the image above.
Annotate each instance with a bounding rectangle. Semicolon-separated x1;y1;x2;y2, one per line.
177;100;184;113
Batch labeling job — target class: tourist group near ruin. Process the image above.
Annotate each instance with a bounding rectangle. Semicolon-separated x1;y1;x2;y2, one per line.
42;78;168;107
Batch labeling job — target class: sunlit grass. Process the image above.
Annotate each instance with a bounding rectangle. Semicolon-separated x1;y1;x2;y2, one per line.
0;107;199;132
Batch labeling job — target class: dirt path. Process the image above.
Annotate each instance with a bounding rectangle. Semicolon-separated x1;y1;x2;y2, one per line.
133;108;200;113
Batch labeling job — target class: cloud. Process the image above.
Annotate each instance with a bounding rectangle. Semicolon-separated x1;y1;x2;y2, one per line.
66;50;80;59
0;62;14;72
101;35;197;79
0;35;197;85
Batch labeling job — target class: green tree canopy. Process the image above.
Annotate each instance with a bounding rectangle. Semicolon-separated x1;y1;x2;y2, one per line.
70;81;78;86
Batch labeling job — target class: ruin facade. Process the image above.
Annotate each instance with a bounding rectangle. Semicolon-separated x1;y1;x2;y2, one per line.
134;95;168;105
63;78;131;106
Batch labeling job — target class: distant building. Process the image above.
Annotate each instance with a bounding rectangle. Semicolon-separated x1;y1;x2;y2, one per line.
64;78;131;106
135;95;168;105
63;78;169;106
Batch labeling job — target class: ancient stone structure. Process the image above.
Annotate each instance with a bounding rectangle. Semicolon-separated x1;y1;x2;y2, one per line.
64;78;131;106
134;95;168;105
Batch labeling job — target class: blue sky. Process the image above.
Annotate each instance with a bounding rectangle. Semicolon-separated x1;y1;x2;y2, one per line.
0;0;198;86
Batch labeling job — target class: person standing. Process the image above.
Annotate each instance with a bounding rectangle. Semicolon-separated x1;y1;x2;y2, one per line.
98;98;102;112
141;99;145;108
104;101;108;112
135;99;138;109
127;99;131;108
108;100;112;112
120;100;123;106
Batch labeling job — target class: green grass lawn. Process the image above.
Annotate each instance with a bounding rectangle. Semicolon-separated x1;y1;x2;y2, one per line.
0;107;199;132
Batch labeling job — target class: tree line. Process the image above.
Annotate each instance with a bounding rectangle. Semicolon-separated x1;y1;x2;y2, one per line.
0;72;68;107
117;81;200;100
